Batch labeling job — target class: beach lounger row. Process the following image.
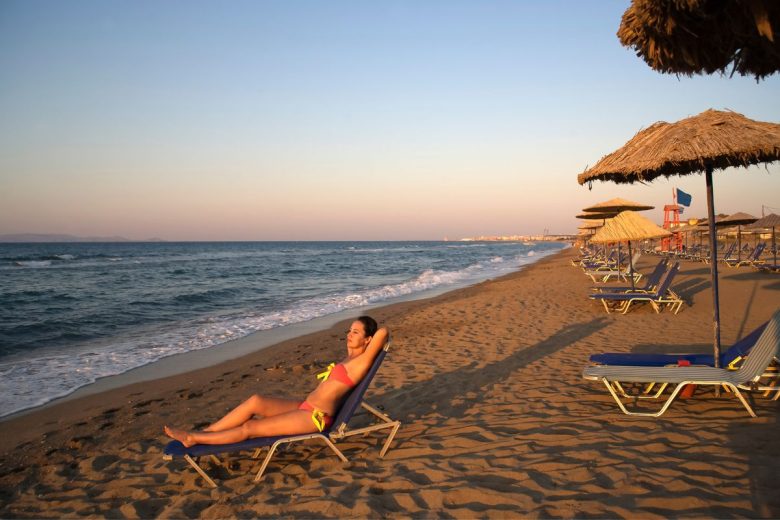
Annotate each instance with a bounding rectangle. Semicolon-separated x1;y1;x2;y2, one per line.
756;263;780;273
724;243;766;268
588;261;684;315
590;258;668;294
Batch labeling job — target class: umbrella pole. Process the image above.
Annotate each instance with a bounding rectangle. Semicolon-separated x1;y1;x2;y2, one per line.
737;225;742;261
628;240;635;290
705;166;722;369
774;225;777;266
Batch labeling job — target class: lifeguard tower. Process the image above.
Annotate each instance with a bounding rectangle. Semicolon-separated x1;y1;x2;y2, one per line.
662;192;682;252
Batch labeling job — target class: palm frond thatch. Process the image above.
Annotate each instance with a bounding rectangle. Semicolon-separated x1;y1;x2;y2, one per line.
582;197;654;213
576;212;613;220
748;213;780;228
578;220;605;230
591;211;671;243
716;212;758;226
618;0;780;80
578;109;780;186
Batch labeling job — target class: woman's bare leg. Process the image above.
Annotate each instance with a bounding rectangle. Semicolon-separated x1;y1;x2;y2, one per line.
204;394;300;432
165;410;318;446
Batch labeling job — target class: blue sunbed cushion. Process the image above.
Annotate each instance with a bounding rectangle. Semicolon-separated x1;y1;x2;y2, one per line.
589;321;768;367
165;435;289;458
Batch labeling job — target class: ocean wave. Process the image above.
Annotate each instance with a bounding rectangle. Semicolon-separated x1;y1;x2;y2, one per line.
14;260;52;268
0;242;565;417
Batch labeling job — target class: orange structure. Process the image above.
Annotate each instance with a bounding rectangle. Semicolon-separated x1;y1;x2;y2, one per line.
662;190;682;252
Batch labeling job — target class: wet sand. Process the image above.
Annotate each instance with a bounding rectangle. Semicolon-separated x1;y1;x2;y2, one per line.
1;247;779;518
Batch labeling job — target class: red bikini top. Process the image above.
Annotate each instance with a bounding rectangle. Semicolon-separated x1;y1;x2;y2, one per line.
316;363;357;388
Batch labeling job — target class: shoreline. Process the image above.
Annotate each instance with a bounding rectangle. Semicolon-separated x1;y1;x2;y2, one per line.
0;244;567;423
2;247;779;518
0;249;568;449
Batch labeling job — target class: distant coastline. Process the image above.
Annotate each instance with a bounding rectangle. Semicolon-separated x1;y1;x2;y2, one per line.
454;234;576;242
0;233;165;243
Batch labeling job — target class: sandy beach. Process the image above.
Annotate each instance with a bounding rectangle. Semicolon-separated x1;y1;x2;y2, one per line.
1;247;779;518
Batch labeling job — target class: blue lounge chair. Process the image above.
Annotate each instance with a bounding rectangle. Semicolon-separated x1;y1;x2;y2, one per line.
163;344;401;487
716;242;736;265
589;262;683;314
590;258;668;293
756;262;780;273
590;320;768;367
725;243;766;268
584;251;643;282
579;251;617;270
582;310;780;417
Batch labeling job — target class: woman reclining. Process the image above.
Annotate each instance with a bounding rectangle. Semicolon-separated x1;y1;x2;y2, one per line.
164;316;388;447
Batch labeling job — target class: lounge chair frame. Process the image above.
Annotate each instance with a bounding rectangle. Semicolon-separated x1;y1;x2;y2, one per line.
590;263;684;315
583;311;780;418
164;343;400;488
249;401;400;482
725;242;766;268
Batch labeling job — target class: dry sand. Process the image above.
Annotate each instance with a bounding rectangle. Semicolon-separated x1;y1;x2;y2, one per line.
1;248;779;518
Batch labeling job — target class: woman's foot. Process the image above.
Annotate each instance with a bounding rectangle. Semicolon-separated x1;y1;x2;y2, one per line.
164;425;195;447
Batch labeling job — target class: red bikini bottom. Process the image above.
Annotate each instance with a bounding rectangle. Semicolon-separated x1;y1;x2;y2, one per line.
298;401;333;431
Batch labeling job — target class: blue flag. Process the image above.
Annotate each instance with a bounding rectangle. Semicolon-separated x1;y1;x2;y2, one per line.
677;188;692;207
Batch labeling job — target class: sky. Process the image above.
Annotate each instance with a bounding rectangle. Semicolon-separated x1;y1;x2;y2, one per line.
1;1;779;241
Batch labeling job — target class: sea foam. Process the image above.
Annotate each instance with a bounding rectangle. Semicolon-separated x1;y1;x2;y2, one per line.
0;241;565;417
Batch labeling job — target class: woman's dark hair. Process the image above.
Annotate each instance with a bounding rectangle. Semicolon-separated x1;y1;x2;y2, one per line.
356;315;378;337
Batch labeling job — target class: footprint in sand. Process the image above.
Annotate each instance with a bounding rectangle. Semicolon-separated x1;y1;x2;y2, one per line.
133;398;163;409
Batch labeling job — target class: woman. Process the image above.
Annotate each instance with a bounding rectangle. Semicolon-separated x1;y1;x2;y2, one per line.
164;316;389;447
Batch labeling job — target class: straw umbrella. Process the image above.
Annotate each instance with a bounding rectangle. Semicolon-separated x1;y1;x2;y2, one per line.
748;213;780;266
591;211;672;290
618;0;780;80
583;198;655;267
583;197;654;214
576;212;614;220
577;212;613;258
673;221;698;253
716;212;758;261
577;109;780;367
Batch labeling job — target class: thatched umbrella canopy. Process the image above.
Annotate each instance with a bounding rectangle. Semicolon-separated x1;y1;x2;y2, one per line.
578;110;780;186
618;0;780;80
718;212;759;226
577;109;780;367
583;197;654;214
591;211;671;244
582;199;654;266
748;213;780;265
576;212;614;220
579;220;605;229
591;211;671;289
717;212;758;261
751;213;780;228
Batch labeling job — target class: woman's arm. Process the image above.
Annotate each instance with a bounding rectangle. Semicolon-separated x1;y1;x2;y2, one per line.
350;326;389;375
365;327;390;358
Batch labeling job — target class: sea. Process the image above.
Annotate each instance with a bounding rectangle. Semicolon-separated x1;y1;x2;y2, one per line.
0;240;566;418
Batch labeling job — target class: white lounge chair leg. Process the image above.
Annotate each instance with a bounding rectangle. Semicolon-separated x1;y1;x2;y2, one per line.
602;379;686;417
380;422;401;458
254;443;281;482
725;384;757;417
184;454;218;488
321;436;349;463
